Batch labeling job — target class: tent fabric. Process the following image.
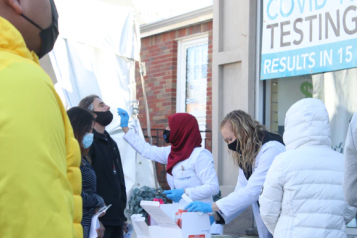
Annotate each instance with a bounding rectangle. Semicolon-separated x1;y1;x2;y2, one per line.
49;0;155;204
55;0;140;60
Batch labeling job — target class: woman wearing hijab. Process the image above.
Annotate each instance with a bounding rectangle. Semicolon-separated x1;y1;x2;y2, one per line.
118;109;219;205
67;107;106;238
184;110;285;238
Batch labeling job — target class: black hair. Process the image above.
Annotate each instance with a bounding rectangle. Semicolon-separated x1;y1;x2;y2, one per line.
67;107;95;157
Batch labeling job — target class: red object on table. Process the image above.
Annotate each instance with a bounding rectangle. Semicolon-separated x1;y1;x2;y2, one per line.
153;198;164;204
176;209;187;228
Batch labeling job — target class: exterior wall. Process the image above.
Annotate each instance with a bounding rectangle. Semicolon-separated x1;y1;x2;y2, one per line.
136;21;213;189
212;0;258;235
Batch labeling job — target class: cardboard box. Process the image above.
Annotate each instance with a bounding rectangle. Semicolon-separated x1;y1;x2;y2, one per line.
132;201;211;238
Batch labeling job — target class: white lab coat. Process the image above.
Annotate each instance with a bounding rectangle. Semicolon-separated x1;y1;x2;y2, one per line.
123;128;219;203
216;141;285;238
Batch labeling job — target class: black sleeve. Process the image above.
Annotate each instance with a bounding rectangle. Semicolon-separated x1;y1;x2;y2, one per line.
82;192;104;208
80;161;104;208
117;152;127;204
215;212;226;225
87;147;95;166
116;145;127;221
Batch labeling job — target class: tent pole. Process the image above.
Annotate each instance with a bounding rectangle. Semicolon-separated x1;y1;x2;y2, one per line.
139;63;159;190
134;19;160;190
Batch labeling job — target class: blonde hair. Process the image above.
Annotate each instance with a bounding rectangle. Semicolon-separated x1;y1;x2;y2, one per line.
220;110;266;171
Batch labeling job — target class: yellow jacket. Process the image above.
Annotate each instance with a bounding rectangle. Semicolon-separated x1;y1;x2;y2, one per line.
0;17;82;238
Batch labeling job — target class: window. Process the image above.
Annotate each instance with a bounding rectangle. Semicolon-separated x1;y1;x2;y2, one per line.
266;69;357;152
268;75;313;136
177;35;209;146
185;44;208;116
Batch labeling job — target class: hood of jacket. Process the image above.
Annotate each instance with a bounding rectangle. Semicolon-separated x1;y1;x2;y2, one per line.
283;98;331;151
0;17;39;64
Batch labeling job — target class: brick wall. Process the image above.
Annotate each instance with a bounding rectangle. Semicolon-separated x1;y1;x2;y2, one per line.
136;21;213;189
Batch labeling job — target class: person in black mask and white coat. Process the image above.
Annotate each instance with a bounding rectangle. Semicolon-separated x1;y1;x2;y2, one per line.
79;95;127;238
185;110;285;238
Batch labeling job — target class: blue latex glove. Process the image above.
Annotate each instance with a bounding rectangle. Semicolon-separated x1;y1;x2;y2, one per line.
209;215;215;225
163;189;184;203
117;108;129;128
184;201;212;213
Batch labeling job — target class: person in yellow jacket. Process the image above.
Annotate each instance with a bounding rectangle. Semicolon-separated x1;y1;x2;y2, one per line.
0;0;82;237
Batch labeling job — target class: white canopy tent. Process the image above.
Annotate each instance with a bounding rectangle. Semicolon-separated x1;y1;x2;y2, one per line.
48;0;156;202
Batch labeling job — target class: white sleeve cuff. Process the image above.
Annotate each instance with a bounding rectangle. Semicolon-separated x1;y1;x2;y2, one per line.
184;187;194;200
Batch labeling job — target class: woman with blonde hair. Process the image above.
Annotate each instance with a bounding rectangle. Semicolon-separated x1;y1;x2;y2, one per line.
185;110;285;238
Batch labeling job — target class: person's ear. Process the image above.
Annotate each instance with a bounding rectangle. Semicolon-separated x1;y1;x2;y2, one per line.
4;0;23;15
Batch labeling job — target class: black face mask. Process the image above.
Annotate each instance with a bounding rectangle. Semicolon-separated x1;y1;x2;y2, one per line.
228;139;242;154
163;130;170;143
21;0;59;58
94;111;113;127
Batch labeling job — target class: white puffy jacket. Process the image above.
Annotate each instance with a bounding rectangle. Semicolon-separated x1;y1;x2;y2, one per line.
259;98;356;238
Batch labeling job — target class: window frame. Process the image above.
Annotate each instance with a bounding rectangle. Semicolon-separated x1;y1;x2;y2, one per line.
176;33;209;148
176;34;209;115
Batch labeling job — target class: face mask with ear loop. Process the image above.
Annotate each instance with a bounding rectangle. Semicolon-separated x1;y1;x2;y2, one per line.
93;111;114;126
163;130;170;143
228;139;242;155
21;0;59;58
82;133;94;149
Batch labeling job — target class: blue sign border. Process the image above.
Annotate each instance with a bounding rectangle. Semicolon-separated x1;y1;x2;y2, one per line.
261;38;357;80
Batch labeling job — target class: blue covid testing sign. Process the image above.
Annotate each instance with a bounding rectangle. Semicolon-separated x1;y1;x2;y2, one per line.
261;0;357;80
